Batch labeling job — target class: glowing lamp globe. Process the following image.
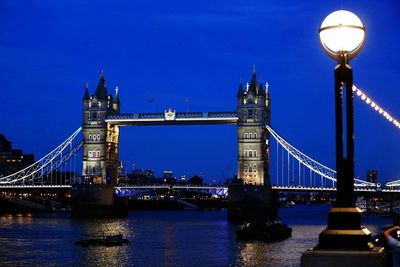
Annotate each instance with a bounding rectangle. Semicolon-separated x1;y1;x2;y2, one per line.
319;10;365;60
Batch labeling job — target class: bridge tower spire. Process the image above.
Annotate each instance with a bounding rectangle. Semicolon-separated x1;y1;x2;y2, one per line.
83;82;90;101
236;68;271;185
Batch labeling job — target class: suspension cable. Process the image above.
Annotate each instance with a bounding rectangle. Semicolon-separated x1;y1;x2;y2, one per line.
0;128;82;184
266;125;375;187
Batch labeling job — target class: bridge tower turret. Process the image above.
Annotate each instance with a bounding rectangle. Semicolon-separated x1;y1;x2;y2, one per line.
236;67;271;185
112;86;120;113
81;71;120;185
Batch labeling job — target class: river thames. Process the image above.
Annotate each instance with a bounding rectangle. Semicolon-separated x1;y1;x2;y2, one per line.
0;204;392;266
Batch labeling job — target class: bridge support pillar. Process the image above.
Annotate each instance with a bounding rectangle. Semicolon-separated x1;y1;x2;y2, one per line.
227;184;278;222
71;184;127;217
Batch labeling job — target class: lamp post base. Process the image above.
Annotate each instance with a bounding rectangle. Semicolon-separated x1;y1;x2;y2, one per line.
301;206;387;266
318;207;372;249
301;247;387;267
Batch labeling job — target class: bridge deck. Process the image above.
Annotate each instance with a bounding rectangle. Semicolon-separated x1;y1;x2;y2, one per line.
2;185;400;193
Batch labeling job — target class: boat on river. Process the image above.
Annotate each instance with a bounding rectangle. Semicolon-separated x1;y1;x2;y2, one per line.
236;220;292;242
75;234;129;247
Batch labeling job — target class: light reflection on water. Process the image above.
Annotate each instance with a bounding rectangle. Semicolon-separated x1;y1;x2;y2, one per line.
0;205;392;267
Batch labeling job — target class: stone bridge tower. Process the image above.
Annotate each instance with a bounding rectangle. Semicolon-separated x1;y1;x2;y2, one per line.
82;71;120;185
237;67;271;185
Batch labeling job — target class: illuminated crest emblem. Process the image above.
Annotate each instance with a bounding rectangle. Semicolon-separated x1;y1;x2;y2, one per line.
164;108;176;121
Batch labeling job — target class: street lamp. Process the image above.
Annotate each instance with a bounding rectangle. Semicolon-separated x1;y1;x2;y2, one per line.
318;10;371;249
319;10;365;60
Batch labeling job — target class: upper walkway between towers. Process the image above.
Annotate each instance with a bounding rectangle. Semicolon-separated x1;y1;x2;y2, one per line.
105;110;238;126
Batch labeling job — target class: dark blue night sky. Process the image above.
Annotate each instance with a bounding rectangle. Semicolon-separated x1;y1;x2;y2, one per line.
1;1;399;183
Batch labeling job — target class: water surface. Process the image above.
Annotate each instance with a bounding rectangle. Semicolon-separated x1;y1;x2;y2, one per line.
0;205;391;266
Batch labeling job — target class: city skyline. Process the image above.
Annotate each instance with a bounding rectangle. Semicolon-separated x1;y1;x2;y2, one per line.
0;1;399;183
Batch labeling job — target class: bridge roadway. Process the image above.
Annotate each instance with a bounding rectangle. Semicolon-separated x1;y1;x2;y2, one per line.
1;184;400;194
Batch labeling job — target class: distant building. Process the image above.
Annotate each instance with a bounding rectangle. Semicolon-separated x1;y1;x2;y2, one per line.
123;168;156;185
144;169;154;178
118;161;125;175
163;170;176;184
366;170;378;184
0;134;34;177
163;170;173;179
117;161;126;184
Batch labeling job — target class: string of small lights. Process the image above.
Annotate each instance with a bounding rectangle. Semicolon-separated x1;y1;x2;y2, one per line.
352;85;400;129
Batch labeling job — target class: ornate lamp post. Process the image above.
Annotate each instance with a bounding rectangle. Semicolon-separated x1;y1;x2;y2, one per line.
318;10;371;249
302;11;386;266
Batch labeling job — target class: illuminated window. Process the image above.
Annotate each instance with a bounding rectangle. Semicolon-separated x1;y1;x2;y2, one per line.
97;134;100;140
88;151;100;158
244;150;257;157
88;135;92;140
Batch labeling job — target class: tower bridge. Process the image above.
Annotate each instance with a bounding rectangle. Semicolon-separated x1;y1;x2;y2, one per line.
1;68;398;217
82;68;271;186
74;67;273;217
